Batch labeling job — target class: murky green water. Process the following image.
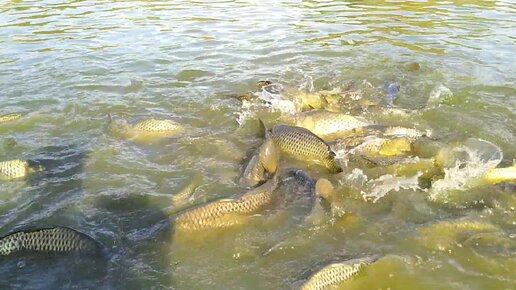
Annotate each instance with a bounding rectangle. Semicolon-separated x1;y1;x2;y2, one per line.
1;0;515;289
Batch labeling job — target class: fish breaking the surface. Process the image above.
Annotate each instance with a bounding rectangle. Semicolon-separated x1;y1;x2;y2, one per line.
293;110;370;140
0;227;103;256
0;159;44;180
240;138;279;187
268;125;342;173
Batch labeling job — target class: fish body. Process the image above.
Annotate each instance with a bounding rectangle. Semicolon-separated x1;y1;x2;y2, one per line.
301;257;376;290
109;117;184;142
174;177;279;232
483;165;516;185
0;159;29;179
418;220;500;251
0;159;44;180
351;136;412;158
0;113;22;123
269;125;342;173
294;110;370;139
133;119;183;133
0;227;103;256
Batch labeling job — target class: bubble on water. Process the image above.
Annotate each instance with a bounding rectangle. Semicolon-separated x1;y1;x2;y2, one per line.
428;138;502;204
361;172;422;203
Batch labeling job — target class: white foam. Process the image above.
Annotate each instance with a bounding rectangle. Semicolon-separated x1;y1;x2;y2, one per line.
361;172;422;203
428;138;502;202
427;85;452;109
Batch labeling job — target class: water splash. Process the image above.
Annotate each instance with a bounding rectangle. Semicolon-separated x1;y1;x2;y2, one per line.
361;172;422;203
428;138;503;204
427;85;453;109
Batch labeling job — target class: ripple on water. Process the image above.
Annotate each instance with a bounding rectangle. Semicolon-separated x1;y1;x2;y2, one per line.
1;0;516;289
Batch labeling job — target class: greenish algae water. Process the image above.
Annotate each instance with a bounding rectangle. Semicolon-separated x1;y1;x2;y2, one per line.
0;0;515;289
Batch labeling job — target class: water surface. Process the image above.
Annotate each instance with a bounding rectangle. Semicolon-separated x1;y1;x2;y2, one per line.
1;0;515;289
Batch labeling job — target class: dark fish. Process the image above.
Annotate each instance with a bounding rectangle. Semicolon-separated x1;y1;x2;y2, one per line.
0;227;103;256
384;82;400;107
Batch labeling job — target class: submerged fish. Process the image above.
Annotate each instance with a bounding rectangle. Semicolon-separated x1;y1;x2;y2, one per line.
0;227;103;256
0;113;22;123
132;119;182;133
384;82;400;107
171;174;203;209
173;176;279;232
293;110;370;140
418;220;500;251
301;256;377;290
268;124;342;173
0;159;44;180
109;116;184;142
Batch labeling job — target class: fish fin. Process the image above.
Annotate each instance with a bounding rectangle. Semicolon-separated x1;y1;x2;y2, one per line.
359;155;404;166
258;119;270;139
217;198;238;203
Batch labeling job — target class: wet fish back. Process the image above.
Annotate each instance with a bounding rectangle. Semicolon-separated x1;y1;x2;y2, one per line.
0;227;103;256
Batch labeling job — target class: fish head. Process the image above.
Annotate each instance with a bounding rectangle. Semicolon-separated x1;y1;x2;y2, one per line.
240;155;265;187
258;138;280;174
315;178;334;200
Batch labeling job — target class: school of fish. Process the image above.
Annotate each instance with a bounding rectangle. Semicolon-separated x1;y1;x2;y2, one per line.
1;78;515;289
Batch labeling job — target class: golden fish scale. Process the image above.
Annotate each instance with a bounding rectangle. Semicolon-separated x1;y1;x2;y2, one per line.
271;126;340;172
133;119;180;132
0;113;22;123
271;126;333;162
0;228;96;255
301;261;367;290
384;126;424;138
0;160;29;179
174;187;275;231
358;137;410;156
312;113;368;133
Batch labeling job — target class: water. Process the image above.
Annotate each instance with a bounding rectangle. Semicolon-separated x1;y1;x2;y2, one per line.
1;0;515;289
